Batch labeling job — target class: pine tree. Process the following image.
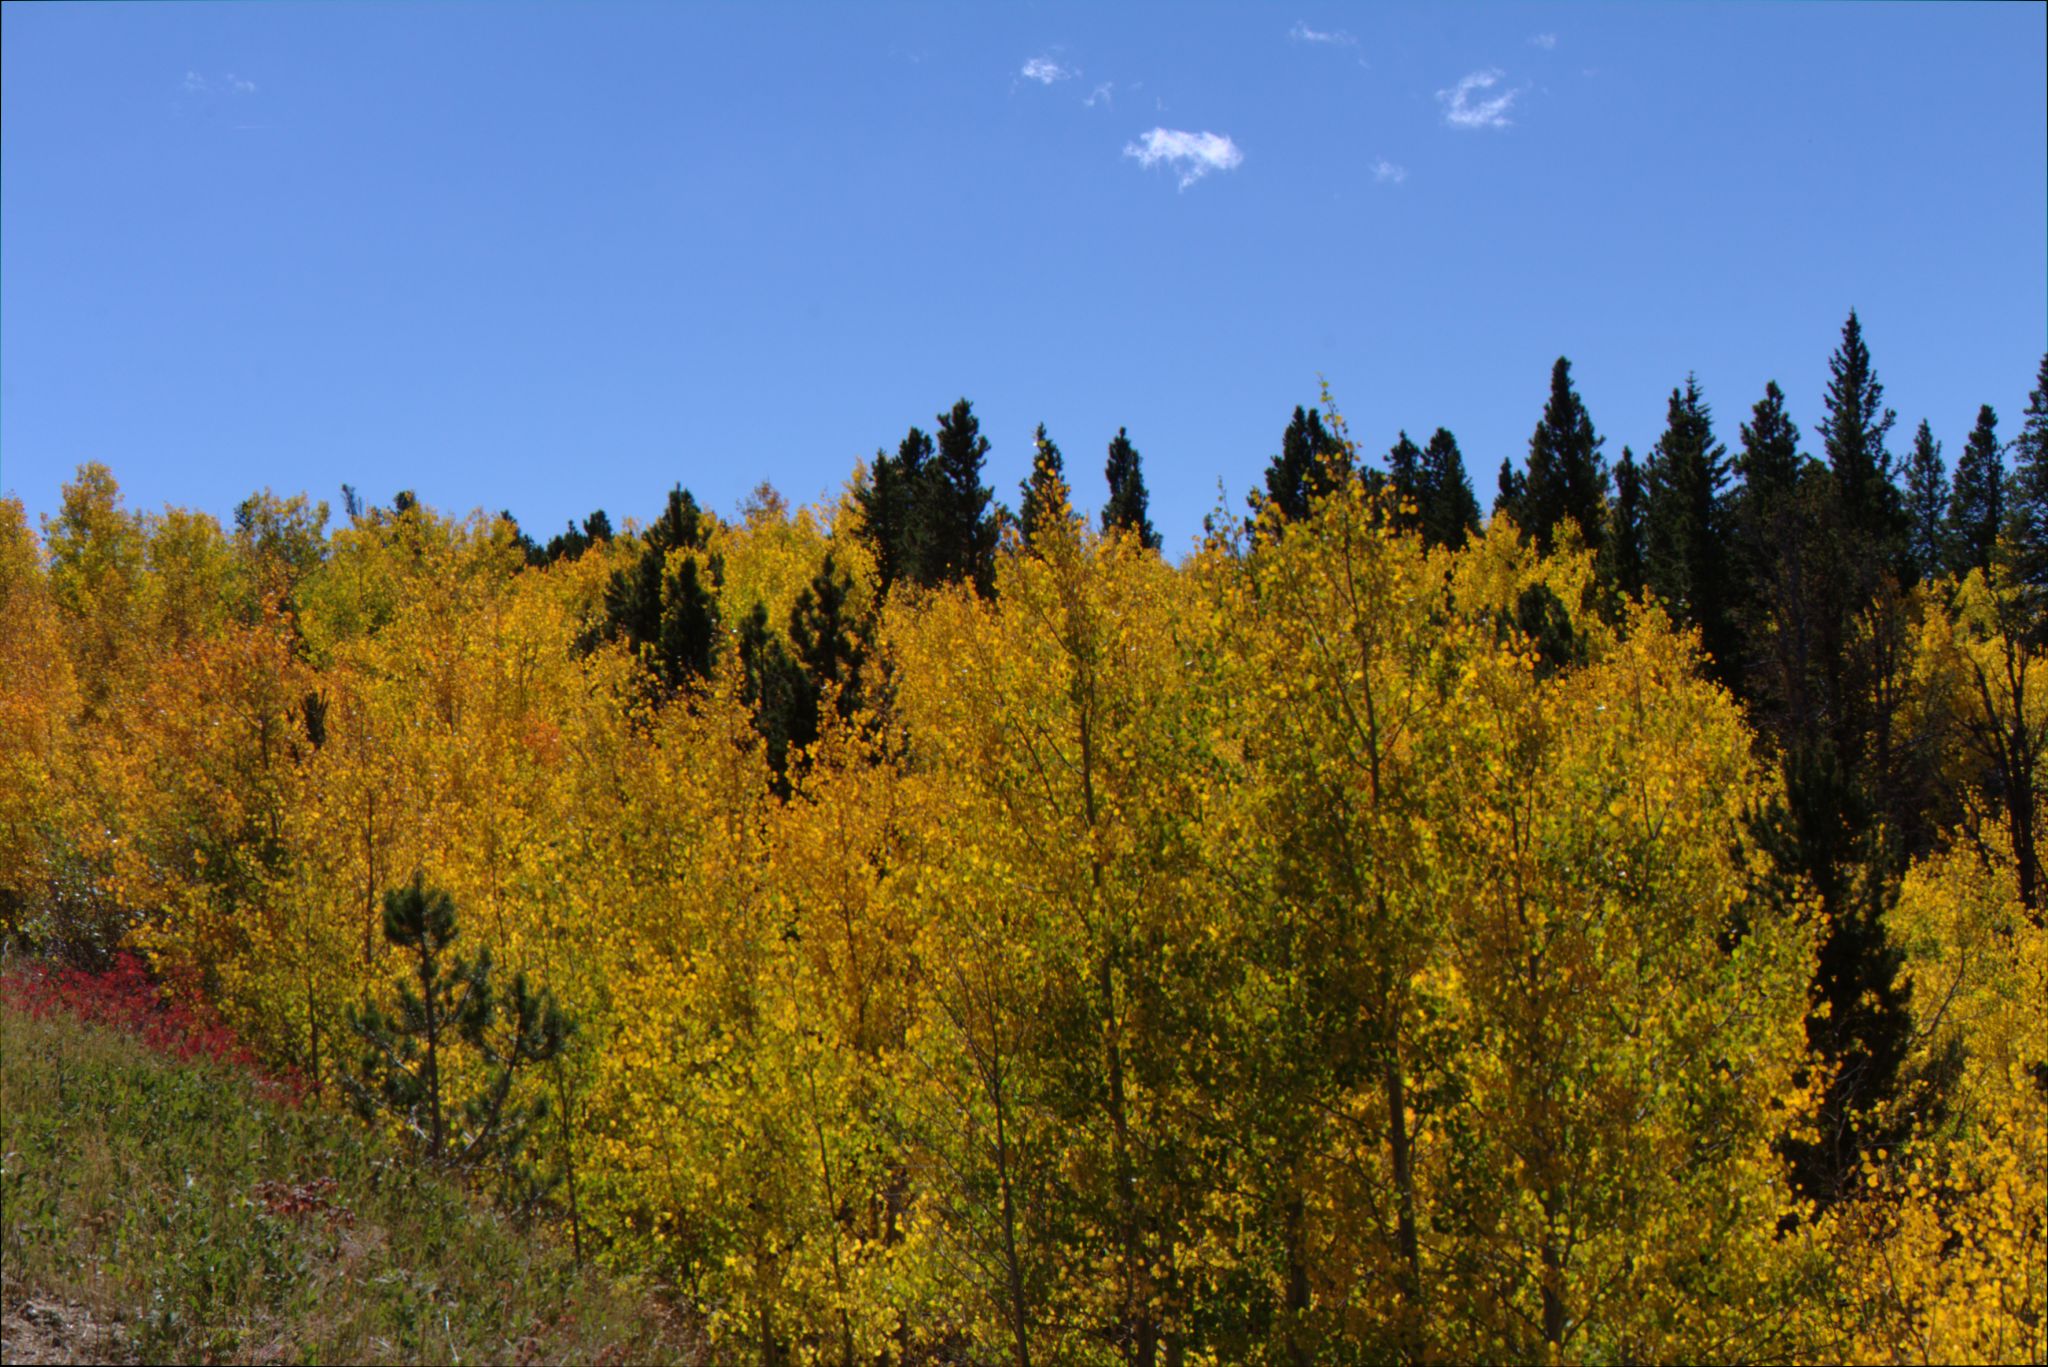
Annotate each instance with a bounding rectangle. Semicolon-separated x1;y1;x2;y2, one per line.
788;554;868;724
1818;310;1902;551
1522;357;1609;557
738;602;807;788
1644;376;1735;677
929;398;1001;597
857;427;934;595
1101;427;1161;551
1384;432;1426;535
1018;424;1072;551
1901;421;1949;585
1420;428;1481;551
601;487;720;688
543;510;613;564
1607;445;1647;601
2004;354;2048;596
1947;405;2005;577
343;875;571;1182
1495;458;1528;529
1259;406;1348;523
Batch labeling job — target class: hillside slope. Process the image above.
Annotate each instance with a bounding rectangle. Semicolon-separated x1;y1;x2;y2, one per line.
0;995;695;1365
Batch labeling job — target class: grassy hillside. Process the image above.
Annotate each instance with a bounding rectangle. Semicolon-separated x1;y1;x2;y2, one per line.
0;994;696;1365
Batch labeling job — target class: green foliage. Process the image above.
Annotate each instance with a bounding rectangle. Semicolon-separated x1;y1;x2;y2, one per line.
2005;354;2048;599
1902;419;1950;584
1018;422;1071;552
1818;309;1902;552
343;876;572;1200
1258;405;1348;523
1607;444;1648;600
858;399;1001;596
1519;356;1609;557
0;998;685;1365
1644;375;1736;679
1100;426;1160;550
1948;403;2005;576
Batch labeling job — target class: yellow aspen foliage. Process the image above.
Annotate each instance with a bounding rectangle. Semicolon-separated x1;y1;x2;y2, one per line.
1825;825;2046;1364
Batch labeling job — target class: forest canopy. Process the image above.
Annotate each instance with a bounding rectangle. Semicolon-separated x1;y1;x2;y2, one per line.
2;321;2043;1364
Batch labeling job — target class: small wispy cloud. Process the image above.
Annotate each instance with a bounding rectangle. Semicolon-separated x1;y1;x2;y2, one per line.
1084;81;1115;108
1124;128;1243;190
181;71;258;97
1021;56;1075;85
1371;158;1407;185
1289;21;1357;47
1529;33;1558;51
1437;69;1518;129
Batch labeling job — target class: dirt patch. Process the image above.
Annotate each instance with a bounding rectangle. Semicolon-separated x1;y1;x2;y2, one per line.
0;1295;127;1365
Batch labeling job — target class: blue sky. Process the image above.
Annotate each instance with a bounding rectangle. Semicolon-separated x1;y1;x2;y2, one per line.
4;2;2044;553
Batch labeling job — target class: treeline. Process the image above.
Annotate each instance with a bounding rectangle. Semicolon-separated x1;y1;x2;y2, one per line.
0;312;2042;1364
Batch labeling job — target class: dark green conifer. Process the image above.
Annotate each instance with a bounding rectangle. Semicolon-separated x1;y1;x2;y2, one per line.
1383;432;1425;535
1018;424;1072;550
343;875;571;1188
1494;458;1527;529
1101;427;1161;550
928;398;1001;596
1606;446;1647;601
1420;428;1481;550
1947;404;2005;576
1644;376;1735;676
2005;354;2048;595
1258;406;1348;523
1521;357;1609;557
1818;310;1902;550
1900;421;1949;584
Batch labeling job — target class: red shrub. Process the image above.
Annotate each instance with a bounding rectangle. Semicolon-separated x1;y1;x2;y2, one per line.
1;952;305;1102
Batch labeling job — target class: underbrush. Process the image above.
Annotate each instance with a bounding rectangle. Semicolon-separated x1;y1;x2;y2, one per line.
0;983;696;1365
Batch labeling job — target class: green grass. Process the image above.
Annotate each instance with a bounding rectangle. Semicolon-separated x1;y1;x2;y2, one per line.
1;999;698;1365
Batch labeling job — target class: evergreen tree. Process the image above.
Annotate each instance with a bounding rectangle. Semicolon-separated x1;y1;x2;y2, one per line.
738;602;808;789
737;555;871;791
1947;405;2005;576
1747;747;1911;1209
860;427;936;595
2004;354;2048;596
1101;427;1161;550
601;487;720;688
1420;428;1482;551
1644;376;1735;677
1818;310;1902;550
1900;421;1949;585
1522;357;1609;557
1259;406;1348;522
1384;431;1426;535
1018;424;1072;551
343;875;571;1186
1494;458;1528;529
1736;381;1805;508
543;510;614;565
928;398;1001;597
788;553;869;724
1606;445;1647;601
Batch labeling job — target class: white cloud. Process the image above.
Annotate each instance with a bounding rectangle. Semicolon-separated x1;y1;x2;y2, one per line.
183;71;209;93
1371;158;1407;185
227;73;257;93
1021;56;1074;85
1529;32;1558;50
1084;81;1115;108
1123;128;1244;189
1437;69;1518;129
1289;21;1357;47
